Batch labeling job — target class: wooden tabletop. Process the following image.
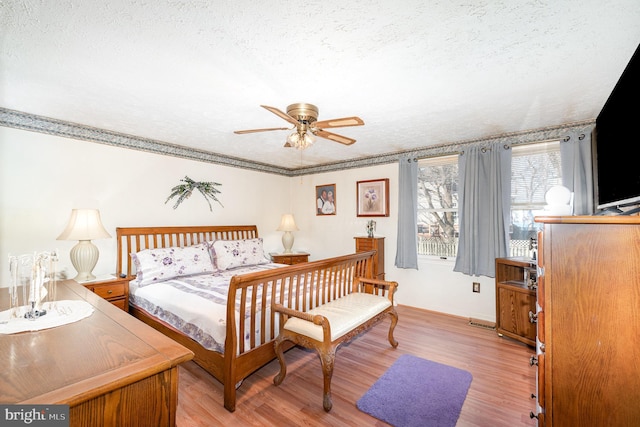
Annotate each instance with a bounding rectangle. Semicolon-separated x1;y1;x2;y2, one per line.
0;280;193;405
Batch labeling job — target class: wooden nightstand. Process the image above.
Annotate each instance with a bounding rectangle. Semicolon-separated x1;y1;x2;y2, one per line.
270;252;310;265
80;275;129;312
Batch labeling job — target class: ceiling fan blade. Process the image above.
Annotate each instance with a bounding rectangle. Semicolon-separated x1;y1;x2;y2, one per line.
314;116;364;129
234;127;291;134
315;129;356;145
261;105;300;126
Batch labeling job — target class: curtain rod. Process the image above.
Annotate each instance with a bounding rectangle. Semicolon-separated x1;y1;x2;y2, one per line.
413;133;589;161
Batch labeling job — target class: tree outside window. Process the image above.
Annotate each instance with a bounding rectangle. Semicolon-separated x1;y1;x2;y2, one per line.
417;141;562;258
417;155;458;258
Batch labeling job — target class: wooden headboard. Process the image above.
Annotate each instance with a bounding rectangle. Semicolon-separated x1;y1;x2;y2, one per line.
116;225;259;278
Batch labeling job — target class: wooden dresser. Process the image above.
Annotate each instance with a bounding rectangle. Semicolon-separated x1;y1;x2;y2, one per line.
355;237;385;279
0;280;193;427
532;216;640;426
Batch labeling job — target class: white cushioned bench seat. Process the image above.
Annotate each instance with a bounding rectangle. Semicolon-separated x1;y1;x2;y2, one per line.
283;292;392;342
273;276;398;412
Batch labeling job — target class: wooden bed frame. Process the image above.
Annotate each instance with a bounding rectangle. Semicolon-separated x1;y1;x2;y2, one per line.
116;225;375;412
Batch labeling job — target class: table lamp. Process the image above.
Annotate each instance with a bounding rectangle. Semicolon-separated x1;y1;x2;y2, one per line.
276;214;298;254
57;208;111;281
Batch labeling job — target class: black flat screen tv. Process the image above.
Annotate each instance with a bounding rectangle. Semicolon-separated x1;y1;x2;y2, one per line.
592;42;640;212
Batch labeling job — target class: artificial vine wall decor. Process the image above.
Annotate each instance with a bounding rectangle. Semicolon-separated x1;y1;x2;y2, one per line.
165;176;223;211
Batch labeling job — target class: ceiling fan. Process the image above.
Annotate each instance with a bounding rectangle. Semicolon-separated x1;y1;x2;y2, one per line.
234;103;364;149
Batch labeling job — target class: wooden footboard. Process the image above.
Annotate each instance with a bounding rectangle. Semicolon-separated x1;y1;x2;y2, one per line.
116;225;375;412
224;251;375;410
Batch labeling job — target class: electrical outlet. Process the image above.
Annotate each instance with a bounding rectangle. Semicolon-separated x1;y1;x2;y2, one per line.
472;282;480;293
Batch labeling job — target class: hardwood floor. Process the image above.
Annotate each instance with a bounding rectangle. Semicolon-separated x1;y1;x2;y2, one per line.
176;305;537;426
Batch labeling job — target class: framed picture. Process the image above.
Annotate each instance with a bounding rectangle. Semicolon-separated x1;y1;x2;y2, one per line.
357;179;389;217
316;184;336;215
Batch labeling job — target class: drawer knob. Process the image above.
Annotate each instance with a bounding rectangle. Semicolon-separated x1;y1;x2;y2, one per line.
107;290;113;294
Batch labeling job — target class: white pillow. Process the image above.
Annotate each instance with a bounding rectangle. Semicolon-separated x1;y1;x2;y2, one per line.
212;238;268;271
132;242;215;286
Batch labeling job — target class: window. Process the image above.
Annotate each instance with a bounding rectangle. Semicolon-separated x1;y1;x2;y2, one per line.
509;140;562;256
417;155;459;257
416;141;562;257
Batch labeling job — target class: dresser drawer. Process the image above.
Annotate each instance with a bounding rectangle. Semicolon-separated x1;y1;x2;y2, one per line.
93;282;126;299
271;253;310;265
109;298;127;311
355;240;375;251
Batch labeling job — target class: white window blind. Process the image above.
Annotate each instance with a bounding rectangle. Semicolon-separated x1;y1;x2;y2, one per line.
511;141;562;210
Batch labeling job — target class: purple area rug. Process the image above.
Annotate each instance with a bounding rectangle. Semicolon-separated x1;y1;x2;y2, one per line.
356;354;472;427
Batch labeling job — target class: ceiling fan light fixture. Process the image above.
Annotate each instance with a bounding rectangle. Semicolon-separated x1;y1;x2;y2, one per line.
235;103;363;149
287;130;315;150
303;131;315;145
287;131;300;145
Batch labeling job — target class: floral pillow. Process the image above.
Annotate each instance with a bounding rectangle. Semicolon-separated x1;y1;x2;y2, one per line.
212;238;268;271
132;242;215;286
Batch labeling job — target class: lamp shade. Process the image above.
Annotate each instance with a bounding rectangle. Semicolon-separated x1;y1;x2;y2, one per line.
277;214;298;254
276;214;299;232
57;209;111;281
57;209;111;241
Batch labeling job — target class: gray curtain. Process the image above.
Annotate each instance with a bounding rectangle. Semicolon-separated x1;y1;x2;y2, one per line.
560;131;594;215
454;144;511;278
395;155;418;269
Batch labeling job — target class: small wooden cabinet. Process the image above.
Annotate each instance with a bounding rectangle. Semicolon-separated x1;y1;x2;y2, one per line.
270;252;310;265
81;276;129;312
495;257;537;347
355;237;385;280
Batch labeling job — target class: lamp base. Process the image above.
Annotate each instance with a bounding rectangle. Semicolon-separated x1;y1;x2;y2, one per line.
73;272;97;282
70;240;99;282
281;231;294;254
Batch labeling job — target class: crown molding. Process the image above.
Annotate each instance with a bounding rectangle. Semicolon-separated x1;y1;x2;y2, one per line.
0;108;290;175
1;108;595;177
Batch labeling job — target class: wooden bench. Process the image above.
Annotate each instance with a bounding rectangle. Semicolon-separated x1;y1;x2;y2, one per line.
273;276;399;411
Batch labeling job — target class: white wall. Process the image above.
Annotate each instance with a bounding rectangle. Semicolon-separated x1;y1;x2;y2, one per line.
1;127;497;321
0;127;289;283
288;164;496;321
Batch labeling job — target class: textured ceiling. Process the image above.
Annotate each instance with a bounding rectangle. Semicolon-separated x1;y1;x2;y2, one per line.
1;1;640;170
